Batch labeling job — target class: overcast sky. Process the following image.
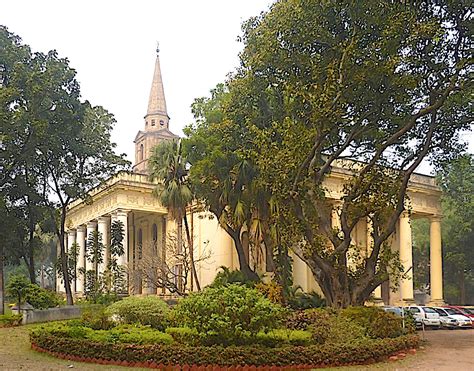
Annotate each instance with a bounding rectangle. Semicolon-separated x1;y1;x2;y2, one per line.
2;1;472;174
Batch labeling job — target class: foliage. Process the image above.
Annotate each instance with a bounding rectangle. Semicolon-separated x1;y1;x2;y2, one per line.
148;139;201;291
286;308;334;331
106;296;169;330
255;329;313;347
174;284;286;345
80;306;114;330
24;284;61;309
287;289;326;310
1;26;130;306
5;274;30;310
209;267;256;288
0;314;22;327
30;328;420;366
255;281;284;304
107;220;127;294
30;322;172;345
185;0;473;307
340;306;405;339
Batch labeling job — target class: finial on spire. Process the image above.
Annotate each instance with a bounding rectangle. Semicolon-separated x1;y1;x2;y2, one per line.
156;42;160;55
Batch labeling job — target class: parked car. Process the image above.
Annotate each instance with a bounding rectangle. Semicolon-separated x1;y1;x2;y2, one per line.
435;307;473;328
406;306;441;328
431;307;461;329
383;306;422;329
443;306;474;322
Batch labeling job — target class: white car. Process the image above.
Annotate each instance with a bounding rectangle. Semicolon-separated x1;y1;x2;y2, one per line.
407;306;441;328
431;307;459;329
433;307;472;329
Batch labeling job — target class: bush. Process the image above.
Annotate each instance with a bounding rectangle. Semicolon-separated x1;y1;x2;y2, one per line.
286;308;335;330
165;327;201;346
24;285;62;309
309;316;367;345
0;314;23;327
30;328;420;367
340;306;404;339
255;282;284;304
81;305;114;330
255;329;313;347
288;290;326;310
106;296;169;330
30;322;173;345
209;267;257;287
174;284;286;345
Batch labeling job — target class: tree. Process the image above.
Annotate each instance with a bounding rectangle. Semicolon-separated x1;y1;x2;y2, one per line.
0;26;130;305
148;139;201;291
6;274;30;312
186;0;473;307
438;154;474;304
107;220;127;294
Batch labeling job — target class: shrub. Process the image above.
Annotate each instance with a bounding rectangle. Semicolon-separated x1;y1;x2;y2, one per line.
30;322;173;345
209;267;257;287
174;284;286;345
256;329;313;347
309;316;367;345
81;305;114;330
30;328;421;367
286;308;335;330
165;327;201;346
0;313;23;327
24;285;62;309
255;282;284;304
340;306;404;339
106;296;169;330
288;290;326;310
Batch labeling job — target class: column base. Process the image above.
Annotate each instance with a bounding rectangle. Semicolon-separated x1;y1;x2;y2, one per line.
427;299;445;306
395;298;416;306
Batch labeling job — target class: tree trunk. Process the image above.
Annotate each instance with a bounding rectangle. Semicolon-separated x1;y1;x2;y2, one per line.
0;243;4;315
59;209;74;305
459;270;466;305
226;226;259;281
183;213;201;291
27;216;36;284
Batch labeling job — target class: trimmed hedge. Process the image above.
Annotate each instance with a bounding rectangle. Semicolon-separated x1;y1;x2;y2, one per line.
0;314;22;327
30;330;420;367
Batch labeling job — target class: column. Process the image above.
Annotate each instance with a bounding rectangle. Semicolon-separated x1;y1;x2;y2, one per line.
97;216;110;274
86;221;97;273
429;216;444;305
116;209;129;273
76;225;86;294
398;213;415;304
67;230;77;293
367;218;383;304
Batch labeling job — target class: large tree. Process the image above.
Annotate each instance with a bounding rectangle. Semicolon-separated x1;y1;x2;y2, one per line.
186;0;473;307
0;26;129;305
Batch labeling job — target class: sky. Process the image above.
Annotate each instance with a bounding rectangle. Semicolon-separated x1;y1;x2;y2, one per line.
2;1;472;174
2;0;275;162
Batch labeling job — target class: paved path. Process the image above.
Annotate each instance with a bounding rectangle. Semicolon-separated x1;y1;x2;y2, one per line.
0;326;472;370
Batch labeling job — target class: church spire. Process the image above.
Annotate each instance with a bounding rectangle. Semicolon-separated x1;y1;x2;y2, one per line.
144;45;169;130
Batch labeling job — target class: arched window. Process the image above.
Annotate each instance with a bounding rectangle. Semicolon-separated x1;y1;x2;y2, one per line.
139;144;144;161
159;120;164;127
151;119;156;126
138;228;143;259
152;223;158;254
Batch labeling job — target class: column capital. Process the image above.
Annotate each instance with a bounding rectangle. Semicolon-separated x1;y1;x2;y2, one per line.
77;225;86;233
87;220;97;228
116;209;130;217
97;216;110;224
400;210;411;219
430;215;443;222
67;229;76;237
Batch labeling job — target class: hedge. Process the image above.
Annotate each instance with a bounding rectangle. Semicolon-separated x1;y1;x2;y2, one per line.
30;330;420;367
0;314;22;327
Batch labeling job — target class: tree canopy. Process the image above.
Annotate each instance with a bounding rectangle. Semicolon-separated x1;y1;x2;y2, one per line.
185;0;473;307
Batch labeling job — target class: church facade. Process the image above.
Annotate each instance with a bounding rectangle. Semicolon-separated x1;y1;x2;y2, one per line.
60;51;445;306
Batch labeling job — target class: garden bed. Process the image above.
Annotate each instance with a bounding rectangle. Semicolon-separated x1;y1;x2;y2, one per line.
30;330;420;368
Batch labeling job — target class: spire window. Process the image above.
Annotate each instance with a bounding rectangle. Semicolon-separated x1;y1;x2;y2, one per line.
151;119;156;126
160;120;164;127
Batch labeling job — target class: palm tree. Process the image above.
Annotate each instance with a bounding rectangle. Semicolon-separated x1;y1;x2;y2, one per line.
148;139;201;292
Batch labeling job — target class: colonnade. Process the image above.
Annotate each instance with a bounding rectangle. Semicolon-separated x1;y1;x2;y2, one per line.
63;209;130;294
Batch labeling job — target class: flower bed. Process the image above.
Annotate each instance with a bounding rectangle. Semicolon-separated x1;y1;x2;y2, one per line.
30;329;420;368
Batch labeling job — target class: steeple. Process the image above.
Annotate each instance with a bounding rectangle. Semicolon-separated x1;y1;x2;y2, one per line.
144;45;170;130
133;46;178;174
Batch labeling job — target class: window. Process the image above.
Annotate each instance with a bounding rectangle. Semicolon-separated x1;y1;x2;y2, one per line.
152;223;158;253
151;119;155;126
139;144;144;161
138;228;143;259
145;121;148;127
160;120;164;126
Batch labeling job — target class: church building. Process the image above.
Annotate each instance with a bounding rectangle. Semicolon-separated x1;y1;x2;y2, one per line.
60;50;445;306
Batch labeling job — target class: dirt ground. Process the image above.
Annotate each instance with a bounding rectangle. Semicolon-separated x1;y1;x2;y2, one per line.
0;326;472;370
